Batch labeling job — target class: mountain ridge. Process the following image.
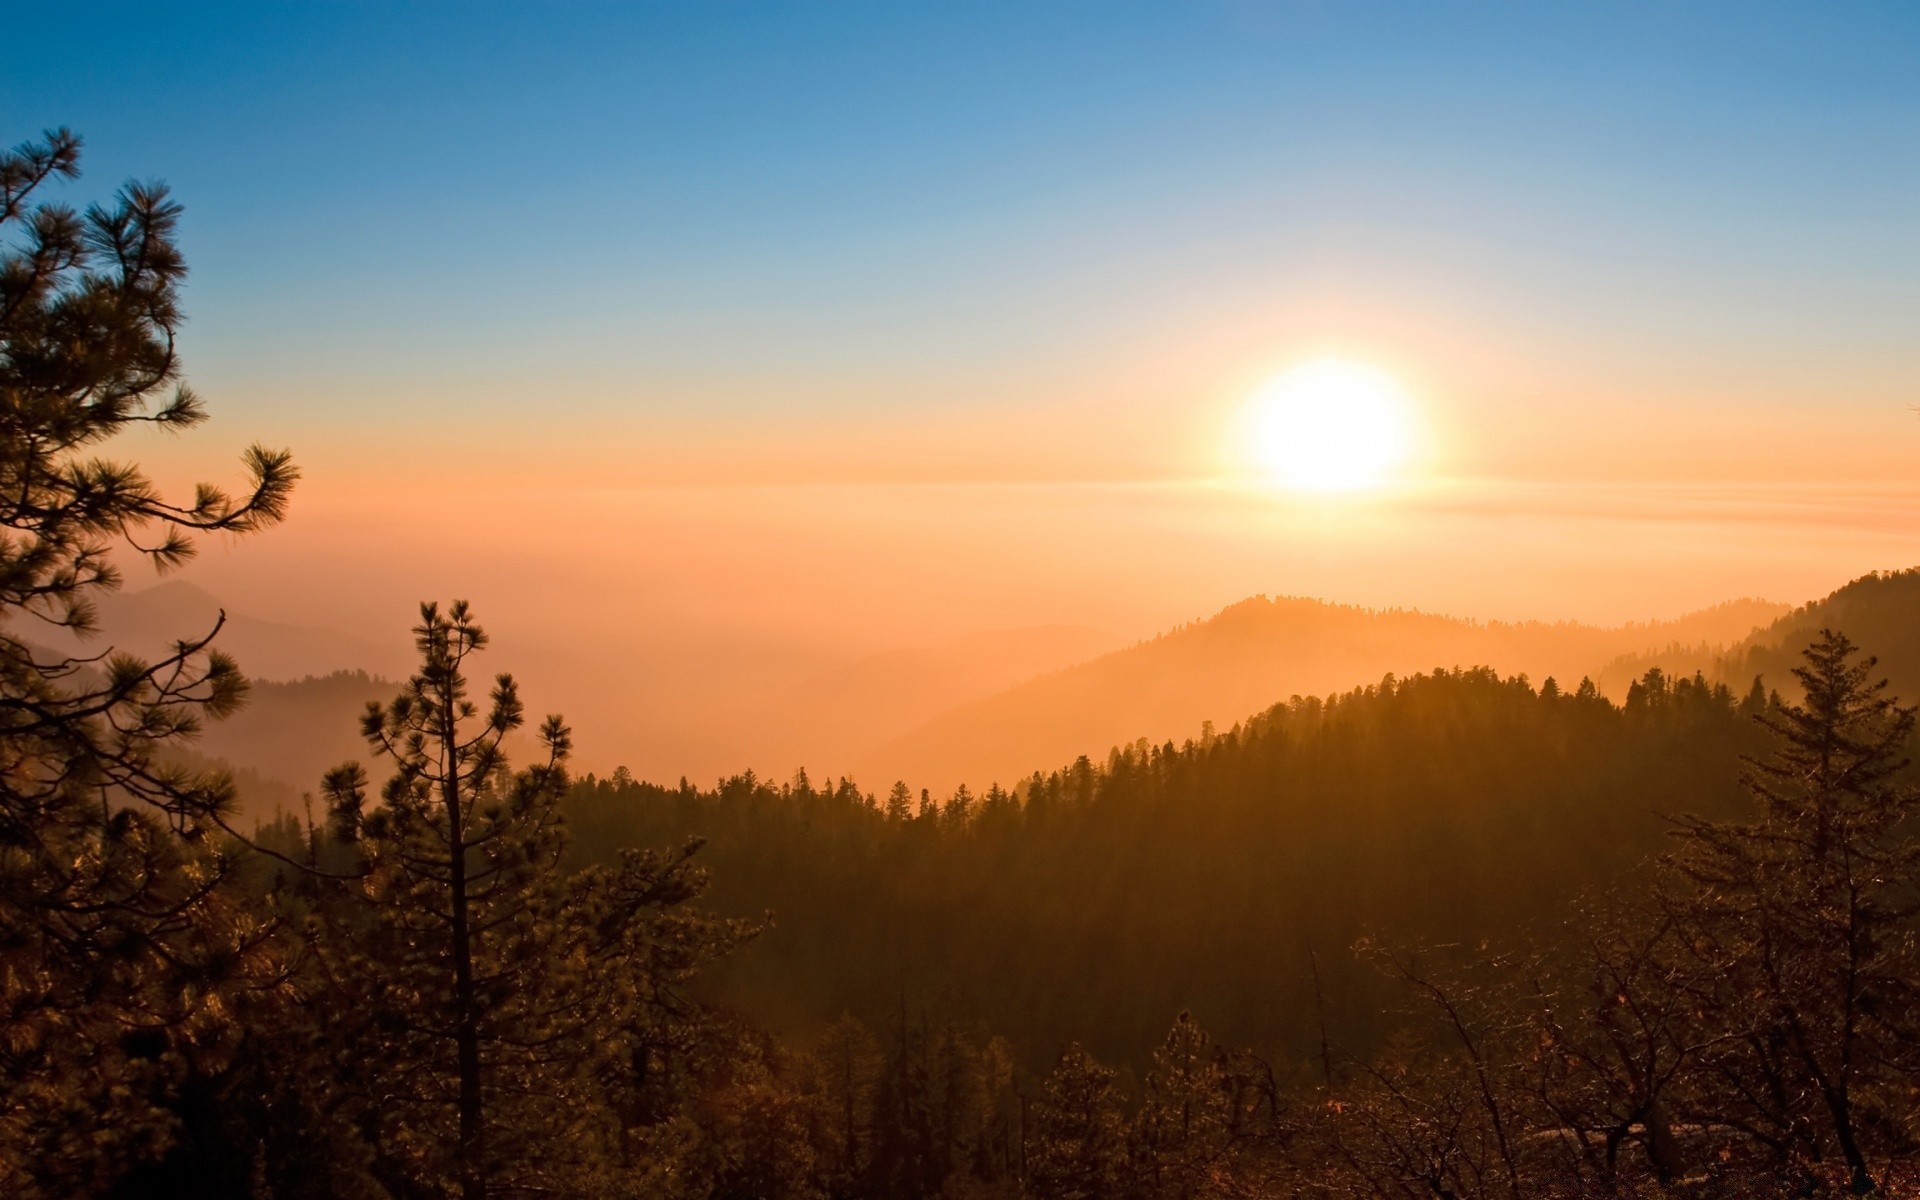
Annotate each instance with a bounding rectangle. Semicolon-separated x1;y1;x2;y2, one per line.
861;592;1794;790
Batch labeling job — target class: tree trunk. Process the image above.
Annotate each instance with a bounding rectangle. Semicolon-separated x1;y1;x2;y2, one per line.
445;711;487;1200
1823;1085;1873;1196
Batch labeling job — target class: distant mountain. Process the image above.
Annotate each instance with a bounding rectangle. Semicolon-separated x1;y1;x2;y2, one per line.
17;580;410;824
864;594;1789;790
195;670;399;821
33;580;408;682
746;624;1121;774
1605;569;1920;702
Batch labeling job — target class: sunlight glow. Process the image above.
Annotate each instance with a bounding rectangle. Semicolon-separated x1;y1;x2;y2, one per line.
1238;358;1416;492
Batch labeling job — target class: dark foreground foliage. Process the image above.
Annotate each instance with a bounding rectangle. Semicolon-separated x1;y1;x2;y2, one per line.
0;127;295;1196
60;631;1920;1199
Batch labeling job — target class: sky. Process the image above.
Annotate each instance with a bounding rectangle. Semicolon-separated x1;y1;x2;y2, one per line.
7;2;1920;775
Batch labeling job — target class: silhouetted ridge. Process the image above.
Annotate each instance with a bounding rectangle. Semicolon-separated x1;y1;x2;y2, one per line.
864;591;1787;790
1603;568;1920;699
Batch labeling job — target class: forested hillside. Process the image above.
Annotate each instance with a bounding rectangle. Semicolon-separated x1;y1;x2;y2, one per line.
197;670;395;807
741;623;1121;778
570;664;1786;1067
864;593;1786;791
1605;569;1920;700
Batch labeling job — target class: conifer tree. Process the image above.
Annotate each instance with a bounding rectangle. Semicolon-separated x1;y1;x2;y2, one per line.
679;1025;824;1200
929;1018;985;1187
869;1008;935;1198
1670;629;1919;1194
315;601;741;1199
969;1033;1021;1184
885;781;913;822
1028;1044;1128;1200
1133;1013;1234;1199
0;127;296;1195
814;1012;880;1186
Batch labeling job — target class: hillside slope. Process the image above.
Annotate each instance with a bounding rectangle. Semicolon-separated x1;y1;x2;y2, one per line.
573;666;1793;1065
742;624;1121;775
865;594;1786;790
197;671;399;820
1602;569;1920;701
34;580;408;682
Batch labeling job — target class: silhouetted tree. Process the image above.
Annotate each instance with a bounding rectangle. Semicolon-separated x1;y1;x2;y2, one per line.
1028;1044;1127;1200
0;127;295;1196
814;1012;880;1186
1132;1013;1235;1199
869;1007;936;1198
315;601;742;1199
1514;898;1716;1191
1669;629;1920;1194
1295;633;1920;1197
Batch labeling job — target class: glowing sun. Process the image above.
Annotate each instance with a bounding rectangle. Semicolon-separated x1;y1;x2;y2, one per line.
1238;358;1416;491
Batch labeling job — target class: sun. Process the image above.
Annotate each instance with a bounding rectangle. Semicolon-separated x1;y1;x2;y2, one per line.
1237;358;1416;492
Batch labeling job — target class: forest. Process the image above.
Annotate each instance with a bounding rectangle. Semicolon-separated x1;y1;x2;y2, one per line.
9;129;1920;1200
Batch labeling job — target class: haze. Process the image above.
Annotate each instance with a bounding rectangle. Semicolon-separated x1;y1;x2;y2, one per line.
11;2;1919;784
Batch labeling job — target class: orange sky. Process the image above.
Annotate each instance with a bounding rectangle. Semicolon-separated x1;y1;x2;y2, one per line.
144;427;1920;780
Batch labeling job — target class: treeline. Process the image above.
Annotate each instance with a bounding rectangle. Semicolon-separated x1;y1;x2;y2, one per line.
566;665;1783;1066
1598;569;1920;702
862;591;1791;790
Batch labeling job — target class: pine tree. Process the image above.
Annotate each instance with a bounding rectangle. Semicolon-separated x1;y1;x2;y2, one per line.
315;601;741;1199
814;1012;880;1186
1133;1013;1234;1199
1670;629;1920;1194
0;127;296;1196
868;1007;935;1198
1028;1044;1127;1200
929;1018;985;1189
681;1026;825;1200
885;781;913;822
